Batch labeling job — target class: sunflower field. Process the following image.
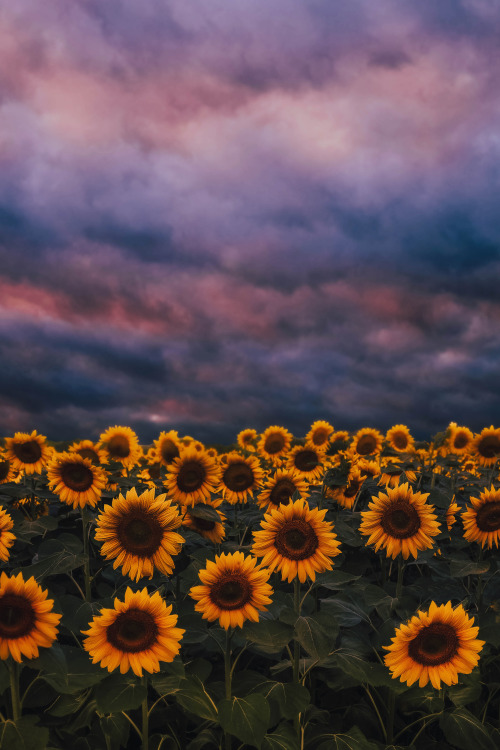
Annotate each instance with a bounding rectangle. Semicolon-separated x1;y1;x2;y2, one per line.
0;421;499;750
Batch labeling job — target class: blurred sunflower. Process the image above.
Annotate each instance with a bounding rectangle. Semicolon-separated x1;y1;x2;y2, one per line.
99;426;142;469
189;551;273;629
286;443;324;482
0;507;15;562
153;431;181;467
237;428;258;452
305;421;334;449
5;430;50;475
462;486;500;548
386;425;414;453
0;572;61;662
446;498;461;531
257;468;308;511
82;587;184;677
219;453;263;504
359;483;440;559
12;496;49;520
447;424;474;455
352;428;383;458
384;602;484;689
378;458;417;489
327;467;365;510
69;439;108;465
0;454;18;484
357;458;381;479
470;427;500;467
47;452;108;509
328;430;351;454
95;488;184;581
257;426;292;463
164;447;220;506
182;501;226;544
252;498;341;583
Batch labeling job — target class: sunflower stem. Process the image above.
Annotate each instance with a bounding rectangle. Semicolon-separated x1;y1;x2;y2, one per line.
224;627;233;750
8;659;21;721
395;558;404;603
142;676;149;750
81;506;92;601
293;577;302;738
386;690;396;744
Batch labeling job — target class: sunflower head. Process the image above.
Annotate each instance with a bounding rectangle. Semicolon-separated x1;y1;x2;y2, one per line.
257;468;308;511
69;440;108;465
220;452;264;504
0;507;15;562
257;426;293;463
386;425;414;453
305;421;334;449
286;442;324;481
462;486;500;548
352;428;383;457
384;601;484;689
99;426;142;469
189;551;273;629
359;483;441;559
182;501;226;544
237;429;258;452
47;452;108;509
152;431;181;467
327;467;365;510
0;454;18;484
82;587;184;676
164;446;221;506
447;425;473;454
5;431;50;475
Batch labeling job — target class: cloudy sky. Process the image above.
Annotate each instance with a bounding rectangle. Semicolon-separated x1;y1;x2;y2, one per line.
1;0;500;444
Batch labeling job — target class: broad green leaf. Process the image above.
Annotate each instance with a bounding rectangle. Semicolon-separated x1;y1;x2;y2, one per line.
186;503;221;521
314;725;379;750
449;558;491;577
218;694;270;749
186;728;220;749
243;620;294;654
100;713;130;750
0;716;49;750
48;691;90;717
14;537;86;580
294;612;337;659
262;722;299;750
30;643;105;694
150;659;185;696
320;597;368;627
440;708;496;750
16;515;58;541
94;673;147;713
176;675;218;721
253;680;309;722
332;649;406;691
316;571;361;589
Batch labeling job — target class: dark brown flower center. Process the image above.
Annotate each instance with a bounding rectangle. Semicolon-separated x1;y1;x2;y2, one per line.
380;500;421;539
77;448;100;463
107;435;131;458
344;480;360;499
408;622;459;666
116;511;163;555
210;573;251;610
107;608;158;652
0;461;10;481
0;594;35;638
192;517;216;531
274;519;319;560
269;478;297;506
160;439;179;464
453;432;469;449
478;435;500;459
356;435;377;456
392;432;408;450
60;462;94;492
147;463;162;480
177;461;206;493
476;501;500;532
223;463;254;492
294;450;319;473
264;433;286;455
12;440;42;464
312;428;329;446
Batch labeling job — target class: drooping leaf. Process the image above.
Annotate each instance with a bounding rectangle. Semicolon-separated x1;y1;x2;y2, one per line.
94;672;147;713
185;504;221;522
176;675;218;721
218;694;270;749
99;714;130;750
262;721;300;750
243;620;294;654
440;708;497;750
0;716;49;750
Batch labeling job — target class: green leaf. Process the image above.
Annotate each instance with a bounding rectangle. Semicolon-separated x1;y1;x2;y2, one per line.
262;722;299;750
320;597;368;627
15;515;58;541
94;673;147;713
48;691;90;717
14;537;86;580
447;674;482;707
294;613;337;659
332;649;405;691
185;503;221;522
449;558;491;577
314;725;379;750
100;713;130;750
253;680;310;721
30;643;105;694
176;675;218;721
316;571;361;590
243;620;294;654
218;694;270;749
150;659;185;696
186;728;220;749
440;708;496;750
0;716;49;750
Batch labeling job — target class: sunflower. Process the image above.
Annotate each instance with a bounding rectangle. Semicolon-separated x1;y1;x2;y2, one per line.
384;601;484;689
356;458;381;479
305;421;334;449
82;587;184;676
47;452;108;509
327;467;365;510
256;468;308;511
257;426;293;463
152;430;182;468
99;426;142;469
95;488;184;581
328;430;351;454
359;483;441;559
5;430;50;475
237;428;258;452
0;454;18;484
189;551;273;629
447;424;474;455
285;443;325;482
462;486;500;548
352;428;383;457
182;500;226;544
470;427;500;467
252;498;341;583
446;499;460;531
164;447;220;507
386;425;414;453
0;507;15;562
0;572;61;662
378;458;417;489
219;453;264;504
69;439;108;465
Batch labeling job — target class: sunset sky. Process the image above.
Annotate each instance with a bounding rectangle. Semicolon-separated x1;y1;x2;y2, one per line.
1;0;500;444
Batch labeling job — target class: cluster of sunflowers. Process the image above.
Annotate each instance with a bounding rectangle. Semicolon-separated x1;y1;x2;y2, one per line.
0;420;498;749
